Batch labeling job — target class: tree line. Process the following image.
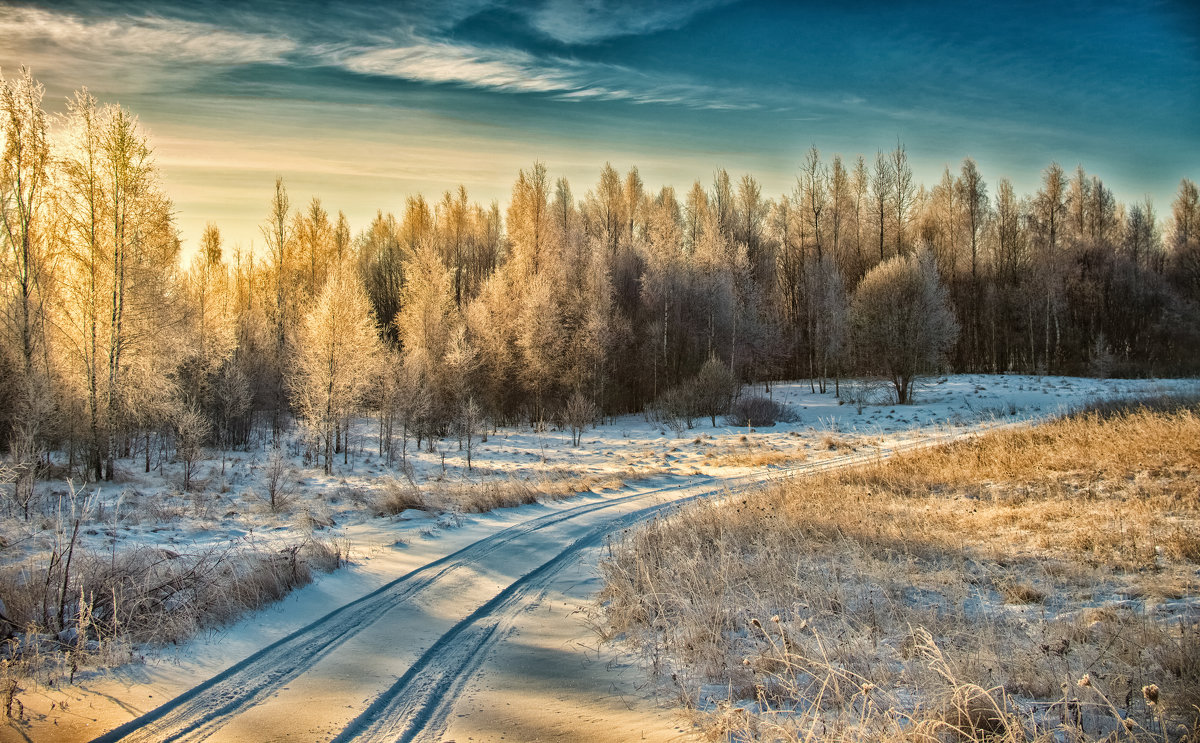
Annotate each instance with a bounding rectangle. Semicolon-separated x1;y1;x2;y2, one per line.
3;67;1199;487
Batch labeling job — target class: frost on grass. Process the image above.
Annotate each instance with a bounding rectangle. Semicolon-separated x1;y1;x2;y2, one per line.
0;481;347;716
597;397;1200;741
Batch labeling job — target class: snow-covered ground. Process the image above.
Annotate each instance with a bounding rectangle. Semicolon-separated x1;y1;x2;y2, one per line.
3;374;1196;742
21;373;1190;561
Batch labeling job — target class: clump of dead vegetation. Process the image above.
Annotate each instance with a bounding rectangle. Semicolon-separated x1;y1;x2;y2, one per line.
701;435;805;469
0;485;346;719
598;395;1200;741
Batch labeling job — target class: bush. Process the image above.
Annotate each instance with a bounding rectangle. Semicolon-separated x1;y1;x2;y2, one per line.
693;358;739;426
562;391;598;446
0;536;344;670
842;377;892;412
650;357;741;430
725;395;798;427
649;385;697;431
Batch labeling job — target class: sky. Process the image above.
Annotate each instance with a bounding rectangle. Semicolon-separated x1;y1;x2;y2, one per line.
2;0;1198;256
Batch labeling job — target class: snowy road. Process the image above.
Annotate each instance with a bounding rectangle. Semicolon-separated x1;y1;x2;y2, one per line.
87;431;986;743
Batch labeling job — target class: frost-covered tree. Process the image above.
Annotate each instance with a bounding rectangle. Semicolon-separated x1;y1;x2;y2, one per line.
291;262;381;474
179;223;237;406
58;92;180;480
851;248;958;404
295;196;334;301
507;162;550;275
260;176;293;441
1;66;54;508
517;272;563;426
395;236;458;438
808;254;848;394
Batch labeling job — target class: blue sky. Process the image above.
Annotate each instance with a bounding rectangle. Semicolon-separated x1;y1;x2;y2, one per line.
2;0;1197;253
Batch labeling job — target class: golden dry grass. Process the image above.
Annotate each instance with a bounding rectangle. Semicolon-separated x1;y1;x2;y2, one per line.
598;398;1200;742
376;470;634;515
702;437;806;468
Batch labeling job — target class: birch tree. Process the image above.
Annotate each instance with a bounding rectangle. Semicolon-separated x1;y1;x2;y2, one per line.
1;66;53;509
59;93;179;481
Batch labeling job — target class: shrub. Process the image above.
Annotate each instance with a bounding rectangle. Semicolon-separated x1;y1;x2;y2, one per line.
693;358;739;426
726;395;798;427
650;385;697;431
650;357;741;430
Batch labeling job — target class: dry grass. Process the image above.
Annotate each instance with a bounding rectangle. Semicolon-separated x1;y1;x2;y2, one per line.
598;397;1200;741
375;470;630;516
703;437;805;468
0;535;347;716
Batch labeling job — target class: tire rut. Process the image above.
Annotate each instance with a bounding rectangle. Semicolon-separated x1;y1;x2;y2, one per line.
89;476;718;743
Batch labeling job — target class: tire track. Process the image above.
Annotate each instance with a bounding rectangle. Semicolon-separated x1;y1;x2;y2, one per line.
89;476;721;743
329;485;718;743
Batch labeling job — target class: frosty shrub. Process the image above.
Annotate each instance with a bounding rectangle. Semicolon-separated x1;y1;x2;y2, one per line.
650;385;696;431
173;405;210;491
562;391;598;446
373;477;428;516
842;377;891;412
651;357;741;430
263;446;294;513
692;357;739;426
726;395;798;427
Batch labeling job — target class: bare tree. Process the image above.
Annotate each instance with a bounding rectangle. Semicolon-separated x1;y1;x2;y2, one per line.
828;154;849;270
891;141;915;256
460;396;483;467
1168;179;1200;301
173;405;209;491
956;157;989;368
800;145;827;262
59;93;179;482
212;360;249;474
809;254;848;394
870;150;894;263
562;390;597;447
260;176;292;442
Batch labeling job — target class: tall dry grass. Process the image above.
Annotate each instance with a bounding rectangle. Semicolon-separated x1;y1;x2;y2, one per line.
374;470;633;515
598;398;1200;741
0;533;347;718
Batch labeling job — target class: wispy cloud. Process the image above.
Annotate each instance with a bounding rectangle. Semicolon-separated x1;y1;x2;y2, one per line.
331;41;757;110
0;3;756;110
0;6;296;66
521;0;735;45
334;42;579;95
